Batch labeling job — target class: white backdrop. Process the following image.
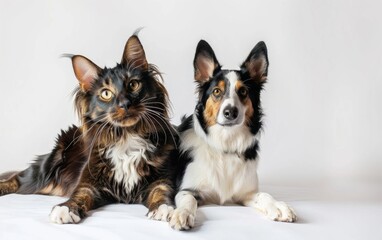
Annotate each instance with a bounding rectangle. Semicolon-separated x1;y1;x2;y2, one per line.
0;0;381;200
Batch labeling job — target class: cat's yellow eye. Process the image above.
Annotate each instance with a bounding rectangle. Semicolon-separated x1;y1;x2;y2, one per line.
100;89;113;101
212;88;222;97
129;80;141;92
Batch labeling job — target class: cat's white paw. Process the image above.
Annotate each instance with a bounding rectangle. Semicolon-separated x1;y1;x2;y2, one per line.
50;206;81;224
262;201;297;222
169;208;195;230
147;204;174;222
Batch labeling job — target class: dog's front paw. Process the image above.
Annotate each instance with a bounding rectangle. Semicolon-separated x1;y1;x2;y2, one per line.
147;204;174;222
49;205;81;224
264;201;297;222
169;208;195;230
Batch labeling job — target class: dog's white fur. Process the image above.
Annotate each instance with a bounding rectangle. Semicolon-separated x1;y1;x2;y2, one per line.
170;72;296;230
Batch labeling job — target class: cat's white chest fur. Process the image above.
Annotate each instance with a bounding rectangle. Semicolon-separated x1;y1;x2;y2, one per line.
106;135;154;192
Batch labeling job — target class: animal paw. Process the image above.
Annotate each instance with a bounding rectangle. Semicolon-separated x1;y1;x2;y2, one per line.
169;208;195;230
0;180;18;196
147;204;174;222
49;205;81;224
263;201;297;222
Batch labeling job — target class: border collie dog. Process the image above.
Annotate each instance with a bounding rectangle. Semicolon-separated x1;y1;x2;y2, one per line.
170;40;297;230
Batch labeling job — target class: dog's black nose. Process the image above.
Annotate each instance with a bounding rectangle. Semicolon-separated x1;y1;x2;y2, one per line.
223;106;238;120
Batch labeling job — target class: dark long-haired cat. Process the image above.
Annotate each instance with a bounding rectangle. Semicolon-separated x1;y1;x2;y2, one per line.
0;34;177;224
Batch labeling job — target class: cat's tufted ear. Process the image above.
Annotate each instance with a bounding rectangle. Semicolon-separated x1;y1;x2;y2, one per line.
121;35;148;71
240;41;269;83
69;55;101;91
193;40;220;82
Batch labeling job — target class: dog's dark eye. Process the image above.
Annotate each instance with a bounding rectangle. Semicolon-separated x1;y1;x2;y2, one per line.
129;80;141;92
212;88;222;97
238;87;248;98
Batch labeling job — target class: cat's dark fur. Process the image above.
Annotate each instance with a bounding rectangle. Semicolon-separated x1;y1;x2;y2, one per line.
0;34;178;224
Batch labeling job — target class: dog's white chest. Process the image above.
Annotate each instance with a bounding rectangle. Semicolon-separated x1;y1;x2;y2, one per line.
181;132;258;204
107;135;154;192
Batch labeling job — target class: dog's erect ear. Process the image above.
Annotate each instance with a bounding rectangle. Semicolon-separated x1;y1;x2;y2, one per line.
241;41;269;82
194;40;220;82
121;35;148;71
69;55;101;92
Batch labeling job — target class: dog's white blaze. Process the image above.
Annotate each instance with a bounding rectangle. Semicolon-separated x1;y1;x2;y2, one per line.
180;116;259;204
216;71;245;125
107;134;154;192
226;71;238;98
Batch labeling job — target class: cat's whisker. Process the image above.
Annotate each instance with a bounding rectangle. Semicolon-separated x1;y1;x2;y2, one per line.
98;124;115;162
140;96;158;104
143;101;168;108
143;103;169;115
64;126;82;151
141;95;156;101
145;108;173;128
144;110;175;146
151;116;168;144
64;114;109;151
141;113;160;146
144;105;167;112
145;109;177;146
86;121;109;179
144;104;169;114
82;118;109;141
